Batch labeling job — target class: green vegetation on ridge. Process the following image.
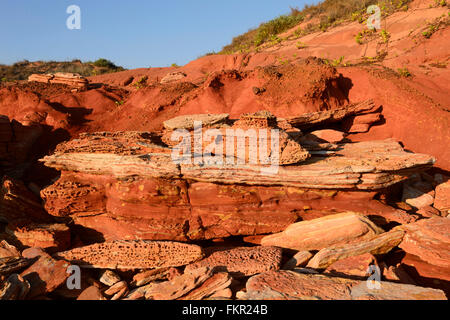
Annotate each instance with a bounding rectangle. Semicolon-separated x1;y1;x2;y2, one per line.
0;58;126;82
220;0;413;54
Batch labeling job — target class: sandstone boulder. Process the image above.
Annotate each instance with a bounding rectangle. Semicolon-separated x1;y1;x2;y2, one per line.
77;286;106;300
324;253;376;278
307;230;405;269
28;73;88;89
398;217;450;268
0;273;30;300
261;212;384;251
160;71;187;84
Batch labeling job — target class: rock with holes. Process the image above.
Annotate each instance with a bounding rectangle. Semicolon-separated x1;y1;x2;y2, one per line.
54;240;204;269
184;246;282;278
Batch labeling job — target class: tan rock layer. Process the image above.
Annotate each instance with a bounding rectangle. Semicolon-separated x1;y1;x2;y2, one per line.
41;138;435;190
307;230;405;269
261;212;384;251
285;99;379;128
54;240;204;269
28;73;88;88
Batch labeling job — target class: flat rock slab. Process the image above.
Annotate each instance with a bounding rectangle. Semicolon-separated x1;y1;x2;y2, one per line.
184;246;282;278
5;221;70;253
307;230;405;269
163;114;229;131
54;240;204;269
242;270;447;300
434;181;450;214
20;254;70;298
286;99;380;128
398;217;450;268
261;212;383;251
325;253;376;278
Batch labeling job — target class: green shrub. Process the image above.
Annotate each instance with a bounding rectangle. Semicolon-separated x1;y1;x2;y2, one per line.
397;67;411;77
380;29;391;43
220;0;413;54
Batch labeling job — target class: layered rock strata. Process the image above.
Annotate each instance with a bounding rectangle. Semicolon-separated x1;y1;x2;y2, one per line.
28;73;88;89
39;115;435;242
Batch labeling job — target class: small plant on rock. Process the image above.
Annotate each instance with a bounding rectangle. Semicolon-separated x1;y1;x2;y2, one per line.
397;67;412;77
380;29;391;43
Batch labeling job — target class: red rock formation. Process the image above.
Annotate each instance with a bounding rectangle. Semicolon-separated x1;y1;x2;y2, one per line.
28;73;88;89
38;119;434;242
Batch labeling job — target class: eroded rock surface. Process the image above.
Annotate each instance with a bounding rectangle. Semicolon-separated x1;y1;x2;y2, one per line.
242;270;446;300
54;240;204;269
184;246;282;278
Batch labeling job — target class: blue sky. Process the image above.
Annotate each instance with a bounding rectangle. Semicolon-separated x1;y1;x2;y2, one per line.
0;0;316;69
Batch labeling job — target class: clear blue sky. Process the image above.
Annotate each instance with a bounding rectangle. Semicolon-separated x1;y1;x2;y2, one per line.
0;0;316;69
